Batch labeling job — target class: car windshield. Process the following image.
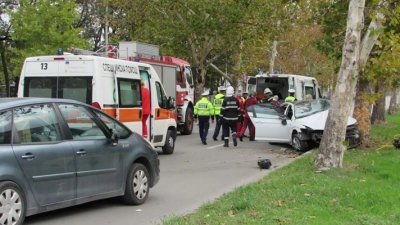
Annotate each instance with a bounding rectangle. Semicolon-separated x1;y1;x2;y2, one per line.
294;99;330;118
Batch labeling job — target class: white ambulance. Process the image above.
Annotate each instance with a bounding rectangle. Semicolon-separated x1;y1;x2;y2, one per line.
17;54;177;154
247;73;322;101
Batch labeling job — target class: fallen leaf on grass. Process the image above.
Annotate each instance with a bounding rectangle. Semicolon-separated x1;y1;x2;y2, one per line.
274;200;287;207
228;210;235;217
249;211;258;217
304;193;311;197
331;198;337;204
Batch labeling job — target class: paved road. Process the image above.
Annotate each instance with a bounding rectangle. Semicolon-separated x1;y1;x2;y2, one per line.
25;125;298;225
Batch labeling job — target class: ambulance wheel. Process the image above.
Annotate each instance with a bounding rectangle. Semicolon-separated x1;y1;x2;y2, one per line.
181;107;194;135
162;130;175;154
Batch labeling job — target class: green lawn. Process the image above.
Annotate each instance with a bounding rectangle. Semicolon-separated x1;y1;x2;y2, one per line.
164;113;400;225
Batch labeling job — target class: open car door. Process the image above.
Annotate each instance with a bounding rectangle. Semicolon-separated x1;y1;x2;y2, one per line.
247;104;292;142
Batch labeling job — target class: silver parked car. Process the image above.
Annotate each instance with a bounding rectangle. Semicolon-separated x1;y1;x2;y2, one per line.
0;98;160;225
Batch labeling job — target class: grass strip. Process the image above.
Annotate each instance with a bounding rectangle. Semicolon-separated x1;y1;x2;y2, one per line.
164;113;400;225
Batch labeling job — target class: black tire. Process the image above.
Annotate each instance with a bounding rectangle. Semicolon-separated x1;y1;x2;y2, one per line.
123;163;150;205
291;134;309;152
180;107;194;135
0;181;26;225
162;130;175;154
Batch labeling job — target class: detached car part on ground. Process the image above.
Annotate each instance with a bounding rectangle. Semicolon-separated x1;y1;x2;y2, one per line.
0;98;160;225
248;99;360;152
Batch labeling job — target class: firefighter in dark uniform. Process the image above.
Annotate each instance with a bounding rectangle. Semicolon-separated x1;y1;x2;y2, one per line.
221;86;240;147
212;87;226;141
194;91;215;145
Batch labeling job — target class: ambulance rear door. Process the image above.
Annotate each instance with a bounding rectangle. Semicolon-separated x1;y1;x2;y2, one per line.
18;56;93;104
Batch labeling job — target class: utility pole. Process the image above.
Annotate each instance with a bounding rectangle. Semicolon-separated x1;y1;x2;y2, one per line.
105;0;109;47
269;40;287;74
269;41;278;74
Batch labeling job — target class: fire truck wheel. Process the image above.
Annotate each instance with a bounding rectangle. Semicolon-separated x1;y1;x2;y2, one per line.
162;130;175;154
181;107;194;135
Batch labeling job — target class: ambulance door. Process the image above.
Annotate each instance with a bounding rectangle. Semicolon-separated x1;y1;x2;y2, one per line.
115;78;142;135
140;69;152;140
153;81;172;145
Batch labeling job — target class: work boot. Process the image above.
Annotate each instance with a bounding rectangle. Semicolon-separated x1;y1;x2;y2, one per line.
239;135;243;142
223;140;229;147
202;140;207;145
232;134;237;147
213;136;217;141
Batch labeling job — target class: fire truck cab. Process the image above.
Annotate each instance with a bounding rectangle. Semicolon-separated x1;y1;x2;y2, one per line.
17;54;177;154
119;42;195;135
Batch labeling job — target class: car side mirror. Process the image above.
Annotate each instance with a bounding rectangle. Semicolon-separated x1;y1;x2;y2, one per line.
280;115;287;125
110;129;119;147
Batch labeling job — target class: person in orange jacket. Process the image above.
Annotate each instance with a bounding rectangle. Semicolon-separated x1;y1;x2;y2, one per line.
141;80;151;139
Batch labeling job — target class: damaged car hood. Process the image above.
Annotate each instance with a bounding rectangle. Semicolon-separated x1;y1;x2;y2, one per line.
296;110;357;130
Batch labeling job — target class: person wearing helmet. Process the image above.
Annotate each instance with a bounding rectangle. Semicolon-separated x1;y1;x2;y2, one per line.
212;87;226;141
261;88;273;103
221;86;240;147
285;89;297;102
194;91;215;145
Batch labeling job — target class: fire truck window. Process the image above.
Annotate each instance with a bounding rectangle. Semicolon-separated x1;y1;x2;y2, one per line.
176;66;183;83
24;77;56;98
118;79;141;108
184;66;193;86
59;77;92;104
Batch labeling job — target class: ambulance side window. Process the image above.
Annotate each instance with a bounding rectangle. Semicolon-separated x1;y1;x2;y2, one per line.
118;79;141;108
155;82;167;108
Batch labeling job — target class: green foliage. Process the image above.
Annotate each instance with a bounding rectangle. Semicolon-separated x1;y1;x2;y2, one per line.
164;113;400;225
9;0;88;76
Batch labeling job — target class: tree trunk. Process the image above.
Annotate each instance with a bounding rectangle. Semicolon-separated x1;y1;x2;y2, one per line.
371;85;386;124
0;40;10;97
353;78;372;147
388;87;398;115
315;0;365;169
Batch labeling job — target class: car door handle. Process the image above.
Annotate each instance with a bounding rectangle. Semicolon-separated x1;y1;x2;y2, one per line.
21;153;35;160
76;150;87;156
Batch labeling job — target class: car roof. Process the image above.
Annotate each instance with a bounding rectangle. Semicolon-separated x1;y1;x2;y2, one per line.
0;97;87;111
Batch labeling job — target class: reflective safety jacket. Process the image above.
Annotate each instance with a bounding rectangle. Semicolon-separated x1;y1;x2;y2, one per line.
221;96;240;121
194;97;215;118
285;96;296;102
213;93;225;115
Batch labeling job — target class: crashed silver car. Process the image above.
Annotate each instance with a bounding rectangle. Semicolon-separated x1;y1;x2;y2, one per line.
248;99;360;151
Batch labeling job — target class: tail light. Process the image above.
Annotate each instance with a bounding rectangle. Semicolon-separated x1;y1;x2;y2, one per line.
92;102;101;109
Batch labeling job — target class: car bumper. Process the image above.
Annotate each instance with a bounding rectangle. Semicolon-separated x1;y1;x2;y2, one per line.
307;126;360;149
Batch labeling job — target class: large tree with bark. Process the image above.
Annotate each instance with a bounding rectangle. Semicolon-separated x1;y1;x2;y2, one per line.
314;0;366;169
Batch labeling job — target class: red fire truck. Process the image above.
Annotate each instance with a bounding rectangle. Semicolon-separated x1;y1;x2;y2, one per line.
119;42;195;135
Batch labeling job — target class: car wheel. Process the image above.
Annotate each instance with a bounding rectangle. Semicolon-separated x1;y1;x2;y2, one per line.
0;182;26;225
180;107;193;135
162;130;175;154
292;134;309;152
123;163;150;205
